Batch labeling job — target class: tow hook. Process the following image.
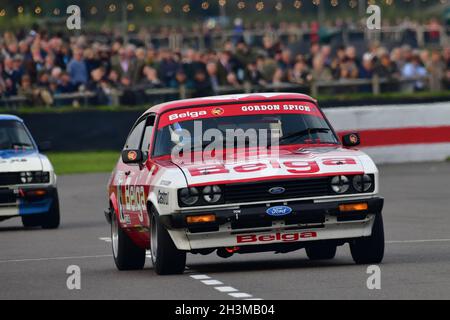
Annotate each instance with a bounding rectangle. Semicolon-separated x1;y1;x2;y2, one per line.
217;247;240;258
104;208;112;224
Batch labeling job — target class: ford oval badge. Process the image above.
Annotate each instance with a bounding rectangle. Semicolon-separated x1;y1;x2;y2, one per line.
266;206;292;217
268;187;286;195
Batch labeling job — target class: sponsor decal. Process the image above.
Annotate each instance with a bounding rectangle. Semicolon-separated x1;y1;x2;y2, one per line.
188;160;320;176
169;110;208;121
160;180;172;186
211;107;224;116
349;134;359;145
127;150;137;161
266;206;292;217
124;184;146;223
187;158;358;177
0;158;28;164
157;190;169;205
237;231;317;243
158;101;322;128
268;187;285;195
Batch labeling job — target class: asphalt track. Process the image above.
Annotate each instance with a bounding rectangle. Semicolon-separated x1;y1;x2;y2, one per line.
1;162;450;300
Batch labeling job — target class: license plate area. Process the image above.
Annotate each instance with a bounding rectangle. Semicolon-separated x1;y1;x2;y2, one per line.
0;188;18;204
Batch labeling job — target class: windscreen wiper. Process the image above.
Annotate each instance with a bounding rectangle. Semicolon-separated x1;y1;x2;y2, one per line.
268;127;332;147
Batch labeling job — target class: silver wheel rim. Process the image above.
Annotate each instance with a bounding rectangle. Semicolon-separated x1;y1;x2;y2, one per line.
150;215;157;265
111;212;119;258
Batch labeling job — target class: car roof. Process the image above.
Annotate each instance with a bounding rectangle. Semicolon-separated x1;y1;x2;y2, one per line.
144;93;317;116
0;114;23;122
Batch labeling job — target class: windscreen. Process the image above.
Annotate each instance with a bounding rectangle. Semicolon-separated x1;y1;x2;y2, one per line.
0;120;35;151
153;101;338;157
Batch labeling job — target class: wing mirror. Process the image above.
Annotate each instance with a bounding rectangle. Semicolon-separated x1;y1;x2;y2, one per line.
122;149;144;164
342;133;361;147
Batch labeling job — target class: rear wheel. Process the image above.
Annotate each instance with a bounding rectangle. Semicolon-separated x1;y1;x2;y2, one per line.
150;209;186;275
111;208;145;270
306;242;337;260
350;213;385;264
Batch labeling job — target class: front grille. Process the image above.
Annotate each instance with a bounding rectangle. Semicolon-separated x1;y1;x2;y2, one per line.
224;177;332;204
0;173;21;186
0;189;17;204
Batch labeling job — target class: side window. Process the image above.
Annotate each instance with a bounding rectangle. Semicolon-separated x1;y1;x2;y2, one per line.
140;116;155;154
124;119;146;150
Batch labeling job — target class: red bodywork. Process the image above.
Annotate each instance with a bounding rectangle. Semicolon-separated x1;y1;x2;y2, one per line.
107;93;335;249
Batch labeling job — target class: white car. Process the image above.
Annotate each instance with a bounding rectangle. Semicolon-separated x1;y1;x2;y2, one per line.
106;93;384;275
0;115;60;229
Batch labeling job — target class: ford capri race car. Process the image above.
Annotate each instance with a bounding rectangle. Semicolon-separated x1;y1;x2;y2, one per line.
106;93;384;275
0;115;60;229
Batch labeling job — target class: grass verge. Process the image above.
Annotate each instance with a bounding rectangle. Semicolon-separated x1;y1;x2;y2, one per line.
46;151;118;175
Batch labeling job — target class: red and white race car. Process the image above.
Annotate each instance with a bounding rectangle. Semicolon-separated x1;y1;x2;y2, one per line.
106;93;384;275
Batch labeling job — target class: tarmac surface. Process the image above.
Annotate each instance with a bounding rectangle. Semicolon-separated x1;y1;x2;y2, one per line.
1;162;450;300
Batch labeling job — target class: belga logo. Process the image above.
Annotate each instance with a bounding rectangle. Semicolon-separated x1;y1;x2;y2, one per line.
266;206;292;217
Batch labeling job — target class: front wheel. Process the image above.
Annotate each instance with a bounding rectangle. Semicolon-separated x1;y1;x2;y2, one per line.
41;190;60;229
150;210;186;275
111;208;145;270
350;213;385;264
21;190;60;229
306;242;337;260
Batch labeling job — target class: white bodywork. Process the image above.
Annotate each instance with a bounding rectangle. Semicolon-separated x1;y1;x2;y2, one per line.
149;147;379;251
0;151;57;217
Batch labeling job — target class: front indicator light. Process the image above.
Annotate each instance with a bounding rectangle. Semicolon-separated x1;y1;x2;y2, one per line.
339;203;368;212
26;189;47;197
186;214;216;224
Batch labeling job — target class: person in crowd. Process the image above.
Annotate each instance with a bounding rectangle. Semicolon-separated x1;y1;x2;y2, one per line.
245;61;267;88
428;50;445;92
142;66;163;88
310;55;332;82
191;69;214;98
0;20;449;107
289;59;310;85
67;47;88;89
401;54;428;91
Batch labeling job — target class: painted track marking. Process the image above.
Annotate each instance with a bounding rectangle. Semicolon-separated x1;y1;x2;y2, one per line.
0;254;112;263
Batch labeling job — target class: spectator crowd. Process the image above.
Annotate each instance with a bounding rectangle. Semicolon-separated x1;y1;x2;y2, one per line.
0;25;449;107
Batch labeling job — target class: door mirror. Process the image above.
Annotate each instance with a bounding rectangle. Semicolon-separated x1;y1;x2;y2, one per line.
342;133;361;147
38;141;52;152
122;149;143;164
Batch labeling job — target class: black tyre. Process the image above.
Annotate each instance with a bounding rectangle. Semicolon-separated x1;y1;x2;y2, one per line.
150;209;186;275
21;215;42;228
350;213;385;264
21;190;60;229
111;208;146;270
41;190;60;229
306;241;337;260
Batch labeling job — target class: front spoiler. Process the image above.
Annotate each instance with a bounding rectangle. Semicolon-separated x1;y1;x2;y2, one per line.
160;197;383;231
0;186;56;218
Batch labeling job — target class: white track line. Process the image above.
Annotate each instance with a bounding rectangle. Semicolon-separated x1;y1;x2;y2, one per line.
215;286;238;293
386;239;450;244
201;279;224;286
189;274;260;300
0;254;112;263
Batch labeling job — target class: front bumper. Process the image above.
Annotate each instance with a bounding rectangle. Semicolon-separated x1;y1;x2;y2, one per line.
0;186;56;218
162;197;384;250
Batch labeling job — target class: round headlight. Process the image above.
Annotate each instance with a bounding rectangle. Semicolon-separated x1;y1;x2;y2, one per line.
203;185;222;204
179;187;199;206
353;175;372;192
20;172;33;184
331;175;350;194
